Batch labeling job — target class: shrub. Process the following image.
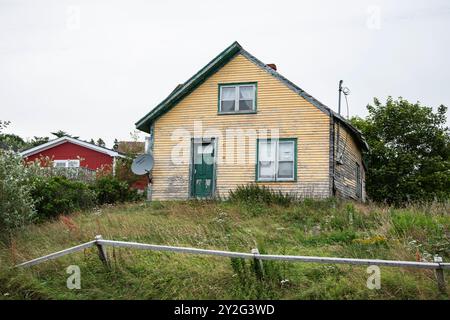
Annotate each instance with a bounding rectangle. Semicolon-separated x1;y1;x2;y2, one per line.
92;176;142;205
229;184;295;206
30;176;96;221
0;150;36;233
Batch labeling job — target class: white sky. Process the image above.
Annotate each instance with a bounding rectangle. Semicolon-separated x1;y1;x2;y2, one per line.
1;0;449;147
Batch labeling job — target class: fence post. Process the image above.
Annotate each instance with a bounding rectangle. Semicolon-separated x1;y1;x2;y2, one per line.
95;235;109;268
434;256;446;294
251;248;264;279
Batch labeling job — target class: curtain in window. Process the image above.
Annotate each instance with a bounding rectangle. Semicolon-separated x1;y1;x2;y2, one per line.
222;87;235;100
221;87;236;112
258;140;276;179
239;86;253;99
239;86;254;110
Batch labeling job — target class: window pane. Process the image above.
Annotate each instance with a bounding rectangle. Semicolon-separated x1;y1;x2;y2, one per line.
278;161;294;179
238;86;254;111
259;161;275;179
200;143;213;154
194;144;203;164
68;160;79;168
258;140;276;180
278;141;294;161
356;163;361;197
259;140;276;161
239;86;254;99
221;100;235;112
239;100;253;110
221;87;235;100
54;161;66;168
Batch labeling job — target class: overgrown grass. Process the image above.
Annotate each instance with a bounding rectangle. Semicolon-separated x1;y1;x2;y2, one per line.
0;198;448;300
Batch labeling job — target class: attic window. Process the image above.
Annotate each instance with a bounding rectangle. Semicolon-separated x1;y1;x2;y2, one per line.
219;83;257;113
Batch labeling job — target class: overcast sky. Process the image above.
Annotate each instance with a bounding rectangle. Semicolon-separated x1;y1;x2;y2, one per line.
1;0;449;147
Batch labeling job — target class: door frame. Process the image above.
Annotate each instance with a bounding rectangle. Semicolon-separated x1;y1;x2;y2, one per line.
189;137;217;199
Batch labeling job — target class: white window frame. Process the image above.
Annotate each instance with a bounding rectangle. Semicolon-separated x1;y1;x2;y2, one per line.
53;159;80;168
219;83;256;113
257;139;296;182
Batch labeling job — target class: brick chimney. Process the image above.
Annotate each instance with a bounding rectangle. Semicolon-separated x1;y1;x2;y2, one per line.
267;63;277;71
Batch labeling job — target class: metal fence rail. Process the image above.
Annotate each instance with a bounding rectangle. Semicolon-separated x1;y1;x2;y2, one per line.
15;240;96;268
15;235;449;293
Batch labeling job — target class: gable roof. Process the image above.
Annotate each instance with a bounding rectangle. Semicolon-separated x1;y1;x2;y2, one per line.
135;41;368;151
20;136;124;158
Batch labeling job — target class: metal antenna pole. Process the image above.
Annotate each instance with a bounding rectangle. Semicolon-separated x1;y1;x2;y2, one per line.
338;80;343;116
336;80;343;158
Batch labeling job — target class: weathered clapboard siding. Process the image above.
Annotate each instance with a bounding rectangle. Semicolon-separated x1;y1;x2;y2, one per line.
334;123;366;201
151;54;331;200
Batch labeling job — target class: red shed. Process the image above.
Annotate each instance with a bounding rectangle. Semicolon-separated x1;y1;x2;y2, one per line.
20;136;123;172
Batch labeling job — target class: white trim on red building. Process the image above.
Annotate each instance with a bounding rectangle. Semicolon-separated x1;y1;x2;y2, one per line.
20;136;124;158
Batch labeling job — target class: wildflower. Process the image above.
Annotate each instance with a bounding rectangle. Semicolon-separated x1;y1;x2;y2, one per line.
280;279;290;287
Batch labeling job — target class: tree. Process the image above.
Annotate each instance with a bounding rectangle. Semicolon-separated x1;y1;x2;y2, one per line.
51;130;79;139
351;97;450;204
96;138;105;148
0;133;27;151
0;120;10;133
0;121;50;151
0;150;36;237
27;136;50;148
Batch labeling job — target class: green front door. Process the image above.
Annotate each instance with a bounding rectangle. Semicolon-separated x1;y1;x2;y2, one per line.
192;140;215;198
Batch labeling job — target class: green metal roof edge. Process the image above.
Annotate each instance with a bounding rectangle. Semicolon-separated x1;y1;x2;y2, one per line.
135;41;242;132
135;41;368;151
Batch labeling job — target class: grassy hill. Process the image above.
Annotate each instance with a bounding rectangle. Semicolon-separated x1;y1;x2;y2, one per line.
0;199;448;299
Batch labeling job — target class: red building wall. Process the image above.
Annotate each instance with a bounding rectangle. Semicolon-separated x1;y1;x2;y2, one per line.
25;141;113;170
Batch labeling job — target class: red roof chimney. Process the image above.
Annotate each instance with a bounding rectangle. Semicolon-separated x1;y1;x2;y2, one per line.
267;63;277;71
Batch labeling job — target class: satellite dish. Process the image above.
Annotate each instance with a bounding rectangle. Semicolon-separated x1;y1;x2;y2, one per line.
131;153;154;175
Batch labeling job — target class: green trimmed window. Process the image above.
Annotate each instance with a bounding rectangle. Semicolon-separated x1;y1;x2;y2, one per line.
356;162;362;198
256;138;297;182
219;83;257;113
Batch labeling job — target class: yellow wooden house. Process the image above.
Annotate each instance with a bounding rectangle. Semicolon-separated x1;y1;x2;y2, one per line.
135;42;368;201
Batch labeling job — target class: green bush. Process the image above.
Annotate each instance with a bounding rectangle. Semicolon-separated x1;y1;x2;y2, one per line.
92;176;142;205
29;175;143;221
229;184;295;207
0;150;36;233
30;176;96;221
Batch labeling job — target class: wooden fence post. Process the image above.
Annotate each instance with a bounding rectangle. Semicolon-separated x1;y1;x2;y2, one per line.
434;256;446;294
251;248;264;279
95;235;109;268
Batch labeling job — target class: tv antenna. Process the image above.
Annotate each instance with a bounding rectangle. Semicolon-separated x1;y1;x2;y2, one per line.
336;80;351;165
